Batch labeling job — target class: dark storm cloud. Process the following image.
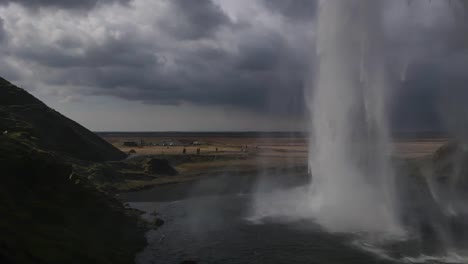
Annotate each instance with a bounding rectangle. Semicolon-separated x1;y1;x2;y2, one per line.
0;17;5;43
262;0;317;20
0;0;311;116
236;33;285;71
394;50;468;134
42;33;305;114
391;49;468;133
392;63;443;132
14;30;158;69
160;0;232;40
388;0;468;133
1;0;467;131
436;50;468;136
0;0;131;10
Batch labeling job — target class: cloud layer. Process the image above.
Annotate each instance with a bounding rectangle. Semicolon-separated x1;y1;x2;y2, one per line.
0;0;131;10
0;0;314;116
0;0;466;131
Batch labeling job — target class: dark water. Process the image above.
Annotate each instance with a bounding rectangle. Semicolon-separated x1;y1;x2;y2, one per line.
122;175;395;264
126;199;395;264
121;175;468;264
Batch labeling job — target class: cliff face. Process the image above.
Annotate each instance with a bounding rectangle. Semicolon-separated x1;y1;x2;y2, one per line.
0;77;126;162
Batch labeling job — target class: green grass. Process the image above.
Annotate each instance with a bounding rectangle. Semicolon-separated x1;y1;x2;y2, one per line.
0;136;146;263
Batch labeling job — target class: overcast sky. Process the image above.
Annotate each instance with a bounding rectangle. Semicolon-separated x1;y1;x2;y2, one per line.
0;0;466;132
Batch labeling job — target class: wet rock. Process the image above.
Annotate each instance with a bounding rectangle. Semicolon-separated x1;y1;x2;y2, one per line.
144;158;177;176
153;218;164;227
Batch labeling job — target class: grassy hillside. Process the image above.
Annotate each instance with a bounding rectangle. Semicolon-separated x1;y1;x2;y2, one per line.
0;77;126;162
0;136;145;264
0;77;146;263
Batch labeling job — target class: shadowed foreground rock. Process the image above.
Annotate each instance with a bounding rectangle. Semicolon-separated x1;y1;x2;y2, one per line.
0;136;146;264
0;77;146;263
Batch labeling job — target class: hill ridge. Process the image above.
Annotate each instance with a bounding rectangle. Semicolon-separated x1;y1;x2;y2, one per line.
0;76;126;161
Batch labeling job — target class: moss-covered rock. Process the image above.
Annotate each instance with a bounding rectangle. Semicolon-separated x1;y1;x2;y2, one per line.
0;135;146;264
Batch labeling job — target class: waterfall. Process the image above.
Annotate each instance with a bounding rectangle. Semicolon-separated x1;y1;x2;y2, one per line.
308;0;403;236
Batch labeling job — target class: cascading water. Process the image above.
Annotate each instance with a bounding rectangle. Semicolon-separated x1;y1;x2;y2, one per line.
250;1;468;260
308;0;403;236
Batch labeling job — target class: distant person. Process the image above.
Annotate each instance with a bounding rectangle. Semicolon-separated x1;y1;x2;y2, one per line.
182;148;186;154
215;147;218;152
196;148;200;155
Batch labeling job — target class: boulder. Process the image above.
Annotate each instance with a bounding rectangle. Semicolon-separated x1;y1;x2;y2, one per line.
144;158;177;176
153;218;164;227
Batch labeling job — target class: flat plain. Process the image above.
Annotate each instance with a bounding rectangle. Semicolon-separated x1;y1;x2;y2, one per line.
101;132;446;158
101;132;446;176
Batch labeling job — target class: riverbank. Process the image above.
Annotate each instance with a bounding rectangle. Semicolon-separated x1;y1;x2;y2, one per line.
97;132;446;194
79;153;308;193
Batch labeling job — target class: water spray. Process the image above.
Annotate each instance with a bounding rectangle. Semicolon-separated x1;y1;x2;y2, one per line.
309;0;403;237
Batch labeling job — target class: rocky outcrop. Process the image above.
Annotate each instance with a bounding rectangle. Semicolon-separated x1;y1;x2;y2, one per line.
144;158;178;176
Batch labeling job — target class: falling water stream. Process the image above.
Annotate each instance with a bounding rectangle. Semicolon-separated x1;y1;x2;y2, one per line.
306;0;468;262
308;0;402;236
